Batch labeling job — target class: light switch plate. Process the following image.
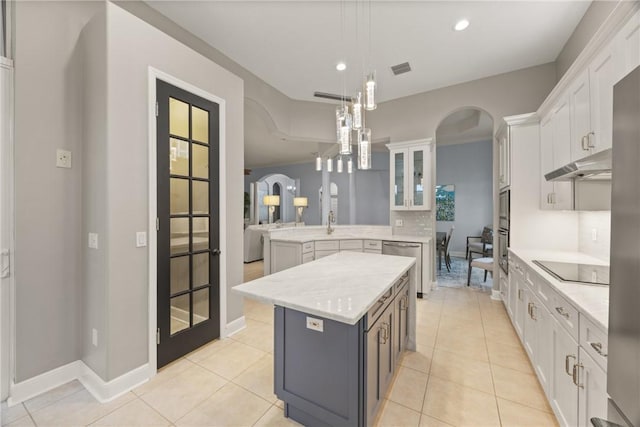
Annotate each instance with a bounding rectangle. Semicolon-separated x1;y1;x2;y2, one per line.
395;219;404;227
88;233;98;249
56;149;72;169
306;316;323;332
136;232;147;248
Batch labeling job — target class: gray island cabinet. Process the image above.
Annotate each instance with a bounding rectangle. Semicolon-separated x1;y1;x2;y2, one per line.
233;252;416;427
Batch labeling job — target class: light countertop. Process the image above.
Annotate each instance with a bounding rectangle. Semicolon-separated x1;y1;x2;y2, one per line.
232;251;416;325
267;226;432;244
510;248;609;332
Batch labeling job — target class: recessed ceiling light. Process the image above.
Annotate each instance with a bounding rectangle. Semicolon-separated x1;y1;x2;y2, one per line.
454;19;470;31
336;62;347;71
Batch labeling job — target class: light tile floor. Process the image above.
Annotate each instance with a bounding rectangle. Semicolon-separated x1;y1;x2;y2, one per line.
1;261;559;427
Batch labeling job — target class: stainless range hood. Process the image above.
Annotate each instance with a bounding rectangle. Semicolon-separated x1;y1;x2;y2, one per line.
545;148;612;181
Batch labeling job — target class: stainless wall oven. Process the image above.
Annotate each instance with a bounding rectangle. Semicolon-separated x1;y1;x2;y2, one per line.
498;189;510;274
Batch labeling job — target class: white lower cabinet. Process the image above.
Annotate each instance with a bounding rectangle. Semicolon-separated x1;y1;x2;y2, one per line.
271;241;304;273
507;252;608;427
578;348;608;427
550;315;579;427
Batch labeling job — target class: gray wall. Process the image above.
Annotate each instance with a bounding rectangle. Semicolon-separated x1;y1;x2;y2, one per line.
245;152;390;226
435;140;493;256
556;1;617;81
14;0;100;382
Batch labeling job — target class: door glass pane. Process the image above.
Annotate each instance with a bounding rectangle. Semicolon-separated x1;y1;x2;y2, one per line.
170;256;189;294
192;106;209;144
193;288;210;325
192;144;208;179
170;294;190;335
394;152;405;206
169;98;189;139
413;150;424;206
170;178;189;215
193;253;209;287
170;138;189;176
192;181;209;214
170;218;189;255
192;217;209;252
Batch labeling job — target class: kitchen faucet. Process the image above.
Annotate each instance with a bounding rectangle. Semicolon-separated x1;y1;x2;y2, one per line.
327;210;335;235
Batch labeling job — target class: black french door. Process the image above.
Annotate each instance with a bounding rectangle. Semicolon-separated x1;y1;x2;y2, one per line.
156;79;220;368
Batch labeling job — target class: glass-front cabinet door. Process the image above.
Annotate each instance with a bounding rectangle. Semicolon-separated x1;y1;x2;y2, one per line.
390;150;407;210
387;140;432;211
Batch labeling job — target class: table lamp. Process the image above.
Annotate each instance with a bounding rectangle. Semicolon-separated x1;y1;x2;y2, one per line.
293;197;308;223
263;195;280;224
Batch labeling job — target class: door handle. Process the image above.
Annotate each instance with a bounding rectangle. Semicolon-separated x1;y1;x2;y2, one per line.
573;363;584;388
0;249;9;278
212;249;222;255
565;354;576;377
586;132;595;149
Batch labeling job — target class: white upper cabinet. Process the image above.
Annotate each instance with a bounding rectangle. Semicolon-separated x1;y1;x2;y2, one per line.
569;70;592;162
614;9;640;81
588;45;616;154
540;100;573;210
497;126;510;189
387;140;432;211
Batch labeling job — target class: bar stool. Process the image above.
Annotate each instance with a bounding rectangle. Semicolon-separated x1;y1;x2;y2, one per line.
467;257;493;286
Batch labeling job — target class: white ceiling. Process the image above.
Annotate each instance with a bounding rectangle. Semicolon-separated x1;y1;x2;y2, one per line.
147;1;590;103
146;1;590;168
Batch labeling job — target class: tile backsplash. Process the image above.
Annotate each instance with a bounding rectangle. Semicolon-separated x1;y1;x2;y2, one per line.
391;211;433;236
578;211;611;262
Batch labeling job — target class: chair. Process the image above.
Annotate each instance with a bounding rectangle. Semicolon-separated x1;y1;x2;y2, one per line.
467;257;493;286
439;226;455;272
466;226;493;260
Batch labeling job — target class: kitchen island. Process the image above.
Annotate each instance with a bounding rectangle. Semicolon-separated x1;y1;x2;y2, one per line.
233;251;416;427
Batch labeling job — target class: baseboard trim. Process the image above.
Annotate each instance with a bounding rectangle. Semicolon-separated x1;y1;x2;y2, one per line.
8;360;83;406
225;315;246;337
79;363;149;403
491;290;502;301
8;361;150;406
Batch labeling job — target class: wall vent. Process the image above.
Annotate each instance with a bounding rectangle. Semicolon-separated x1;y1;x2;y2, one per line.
391;62;411;75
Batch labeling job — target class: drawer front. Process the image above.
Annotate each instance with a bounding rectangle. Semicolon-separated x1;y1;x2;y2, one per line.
364;240;382;250
339;239;363;251
302;252;314;264
315;240;340;251
314;249;338;259
533;273;553;311
365;288;394;328
580;315;608;372
302;241;314;254
364;249;382;254
552;292;580;340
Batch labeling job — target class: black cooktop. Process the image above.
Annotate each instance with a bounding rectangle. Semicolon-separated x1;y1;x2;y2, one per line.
532;260;610;286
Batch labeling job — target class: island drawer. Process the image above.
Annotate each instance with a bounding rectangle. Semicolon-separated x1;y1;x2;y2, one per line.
364;240;382;250
580;315;608;371
340;239;364;251
302;241;314;254
364;288;394;330
315;240;340;251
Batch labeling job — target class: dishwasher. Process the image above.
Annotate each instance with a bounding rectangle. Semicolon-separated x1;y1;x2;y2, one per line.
382;241;423;298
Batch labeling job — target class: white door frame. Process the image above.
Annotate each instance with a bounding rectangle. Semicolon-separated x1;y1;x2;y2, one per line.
1;56;15;403
147;67;227;376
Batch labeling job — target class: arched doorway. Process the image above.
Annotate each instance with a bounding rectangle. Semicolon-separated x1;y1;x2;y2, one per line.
434;107;494;288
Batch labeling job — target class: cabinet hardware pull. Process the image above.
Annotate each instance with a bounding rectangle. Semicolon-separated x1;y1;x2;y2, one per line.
555;306;570;318
565;354;576;377
379;323;388;344
581;134;588;151
572;363;584;388
586;132;595;149
518;289;523;300
531;304;537;321
589;342;607;357
528;302;532;317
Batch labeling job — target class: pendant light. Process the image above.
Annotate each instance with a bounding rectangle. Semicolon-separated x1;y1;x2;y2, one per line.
337;156;344;173
347;158;353;174
364;72;377;111
358;128;372;169
315;153;322;171
352;92;363;130
326;158;333;173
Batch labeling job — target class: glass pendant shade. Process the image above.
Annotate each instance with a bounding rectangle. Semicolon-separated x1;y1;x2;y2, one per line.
358;128;372;170
336;105;352;155
337;157;343;173
327;158;333;173
365;72;377;111
352;92;363;130
347;158;353;174
315;155;322;171
339;126;351;154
